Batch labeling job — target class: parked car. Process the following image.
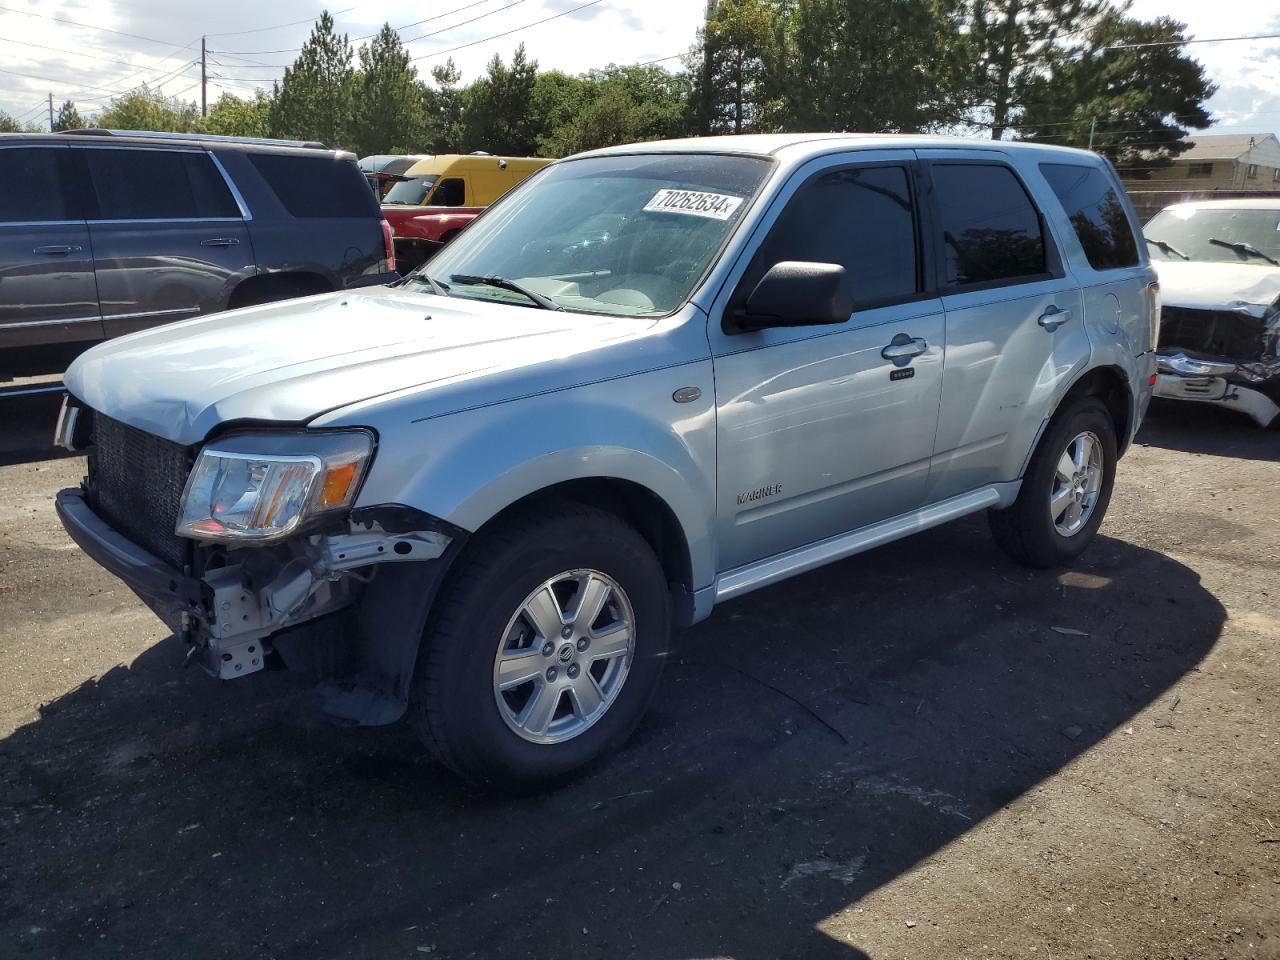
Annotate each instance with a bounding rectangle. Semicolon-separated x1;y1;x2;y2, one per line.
55;134;1156;791
381;152;552;270
0;130;398;356
359;153;431;199
1144;199;1280;427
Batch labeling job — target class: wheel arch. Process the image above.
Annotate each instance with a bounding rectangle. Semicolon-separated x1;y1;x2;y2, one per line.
1051;364;1135;456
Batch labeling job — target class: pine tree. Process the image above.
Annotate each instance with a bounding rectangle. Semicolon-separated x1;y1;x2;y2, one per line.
689;0;783;135
353;24;429;155
52;100;85;132
460;45;540;155
424;59;465;153
268;10;356;147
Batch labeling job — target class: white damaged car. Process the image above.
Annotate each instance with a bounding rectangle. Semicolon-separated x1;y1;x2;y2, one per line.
1145;199;1280;427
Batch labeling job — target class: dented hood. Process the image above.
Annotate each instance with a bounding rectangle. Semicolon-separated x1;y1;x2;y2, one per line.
64;287;655;445
1153;260;1280;317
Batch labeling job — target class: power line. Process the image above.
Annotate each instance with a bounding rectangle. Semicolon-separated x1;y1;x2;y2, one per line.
0;35;193;77
401;0;532;45
1106;32;1280;51
205;6;356;39
410;0;609;62
0;4;183;49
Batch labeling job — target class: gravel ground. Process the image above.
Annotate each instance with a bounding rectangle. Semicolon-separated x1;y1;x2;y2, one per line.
0;394;1277;960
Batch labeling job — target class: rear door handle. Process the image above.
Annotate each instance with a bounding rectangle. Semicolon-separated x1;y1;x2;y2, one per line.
200;237;240;247
881;335;928;362
1038;306;1072;331
33;244;82;255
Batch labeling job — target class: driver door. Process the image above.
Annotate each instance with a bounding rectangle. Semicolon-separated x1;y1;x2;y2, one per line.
707;152;945;573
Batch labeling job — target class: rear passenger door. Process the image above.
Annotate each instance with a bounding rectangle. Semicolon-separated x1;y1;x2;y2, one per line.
77;145;255;338
921;153;1088;504
0;143;101;347
709;153;945;571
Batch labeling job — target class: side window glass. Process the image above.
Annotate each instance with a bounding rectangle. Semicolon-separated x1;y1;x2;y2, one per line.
742;165;918;309
931;163;1046;286
0;148;76;222
85;149;238;220
431;178;466;207
1039;163;1139;270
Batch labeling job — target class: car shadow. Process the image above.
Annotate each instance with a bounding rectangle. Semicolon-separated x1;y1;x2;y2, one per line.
1138;398;1280;462
0;393;73;467
0;520;1223;959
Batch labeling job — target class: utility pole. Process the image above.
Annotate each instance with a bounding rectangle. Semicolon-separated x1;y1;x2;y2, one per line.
201;36;207;117
1088;117;1097;151
701;0;716;135
48;92;54;132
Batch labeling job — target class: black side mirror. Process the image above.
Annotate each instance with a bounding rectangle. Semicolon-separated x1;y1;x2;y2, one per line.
734;261;854;332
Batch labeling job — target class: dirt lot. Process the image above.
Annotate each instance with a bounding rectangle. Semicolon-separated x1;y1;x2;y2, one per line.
1;394;1277;960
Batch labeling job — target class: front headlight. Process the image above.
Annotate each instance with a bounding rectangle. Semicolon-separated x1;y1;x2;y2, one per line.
176;430;374;543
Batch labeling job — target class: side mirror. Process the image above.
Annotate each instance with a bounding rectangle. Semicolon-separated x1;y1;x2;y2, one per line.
735;261;854;332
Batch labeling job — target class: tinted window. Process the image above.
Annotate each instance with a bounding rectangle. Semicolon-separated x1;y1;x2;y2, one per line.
932;163;1046;286
248;153;377;218
744;165;918;308
84;148;239;220
431;178;466;207
1040;163;1139;270
0;147;77;222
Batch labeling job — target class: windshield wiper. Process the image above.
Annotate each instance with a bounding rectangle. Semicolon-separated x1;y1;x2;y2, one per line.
402;273;450;296
1207;237;1280;266
1145;237;1189;260
450;274;563;311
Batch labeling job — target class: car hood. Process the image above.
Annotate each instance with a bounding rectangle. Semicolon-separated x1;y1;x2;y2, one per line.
65;287;663;445
1153;260;1280;317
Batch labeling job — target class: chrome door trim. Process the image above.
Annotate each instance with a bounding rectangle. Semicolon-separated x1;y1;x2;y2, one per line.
0;221;87;228
100;306;200;322
208;151;253;220
714;484;1007;602
87;217;247;225
1;315;103;329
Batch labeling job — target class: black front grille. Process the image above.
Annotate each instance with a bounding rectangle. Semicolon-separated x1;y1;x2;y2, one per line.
1159;305;1270;363
87;412;194;570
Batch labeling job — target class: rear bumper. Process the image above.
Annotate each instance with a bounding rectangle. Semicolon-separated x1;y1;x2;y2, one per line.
55;487;201;632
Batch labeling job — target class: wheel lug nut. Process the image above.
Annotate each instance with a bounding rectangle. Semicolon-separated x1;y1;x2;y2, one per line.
542;642;554;656
561;625;573;640
546;666;558;682
576;637;589;652
567;664;580;679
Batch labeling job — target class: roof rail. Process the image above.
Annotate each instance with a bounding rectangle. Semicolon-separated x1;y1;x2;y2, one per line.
61;129;330;150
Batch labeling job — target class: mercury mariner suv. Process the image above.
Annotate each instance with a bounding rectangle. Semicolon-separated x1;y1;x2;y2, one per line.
55;135;1158;790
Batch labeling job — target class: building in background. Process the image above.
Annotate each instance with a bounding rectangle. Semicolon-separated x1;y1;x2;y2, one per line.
1122;133;1280;221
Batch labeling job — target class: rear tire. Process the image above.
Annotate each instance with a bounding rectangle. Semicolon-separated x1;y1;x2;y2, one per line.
989;396;1117;568
409;502;670;793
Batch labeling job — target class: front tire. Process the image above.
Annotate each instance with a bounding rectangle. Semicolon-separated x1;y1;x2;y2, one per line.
409;502;670;792
989;396;1117;568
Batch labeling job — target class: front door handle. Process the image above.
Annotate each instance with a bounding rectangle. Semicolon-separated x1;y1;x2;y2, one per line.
33;244;82;255
881;335;928;362
200;237;240;247
1038;306;1073;331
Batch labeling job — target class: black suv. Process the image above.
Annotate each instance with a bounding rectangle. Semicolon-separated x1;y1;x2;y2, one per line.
0;130;397;358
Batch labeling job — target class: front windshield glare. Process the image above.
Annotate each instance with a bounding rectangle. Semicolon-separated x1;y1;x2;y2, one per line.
1145;207;1280;264
422;154;772;316
383;174;438;205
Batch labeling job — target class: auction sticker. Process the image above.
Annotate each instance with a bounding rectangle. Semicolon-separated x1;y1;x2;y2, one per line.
644;189;744;221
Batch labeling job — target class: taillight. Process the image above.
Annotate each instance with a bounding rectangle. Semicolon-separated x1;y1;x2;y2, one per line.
381;219;396;273
1145;280;1161;350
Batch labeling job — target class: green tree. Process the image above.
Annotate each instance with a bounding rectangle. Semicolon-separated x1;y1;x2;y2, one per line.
52;100;85;132
0;111;29;133
268;10;356;148
353;23;429;155
541;65;691;155
782;0;968;132
1019;13;1215;176
200;91;273;138
961;0;1109;139
96;86;200;132
423;58;465;153
689;0;784;135
460;44;540;155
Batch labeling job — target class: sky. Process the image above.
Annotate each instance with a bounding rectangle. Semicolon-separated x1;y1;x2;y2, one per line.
0;0;1275;139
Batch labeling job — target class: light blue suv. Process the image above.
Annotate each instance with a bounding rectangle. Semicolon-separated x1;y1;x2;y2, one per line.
55;134;1158;790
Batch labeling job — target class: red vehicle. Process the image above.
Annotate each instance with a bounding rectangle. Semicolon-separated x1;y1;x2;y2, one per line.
381;153;551;270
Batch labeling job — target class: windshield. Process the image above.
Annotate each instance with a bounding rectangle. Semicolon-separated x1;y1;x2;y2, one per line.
383;174;439;205
1145;206;1280;265
418;153;772;316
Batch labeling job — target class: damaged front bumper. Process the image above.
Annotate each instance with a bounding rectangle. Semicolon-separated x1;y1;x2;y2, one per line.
1154;351;1280;427
55;486;453;684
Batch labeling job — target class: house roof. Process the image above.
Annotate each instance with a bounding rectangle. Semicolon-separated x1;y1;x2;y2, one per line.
1178;133;1280;161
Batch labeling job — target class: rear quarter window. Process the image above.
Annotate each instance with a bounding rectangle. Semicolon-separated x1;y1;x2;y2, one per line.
247;153;379;219
1039;163;1139;270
